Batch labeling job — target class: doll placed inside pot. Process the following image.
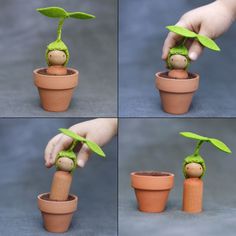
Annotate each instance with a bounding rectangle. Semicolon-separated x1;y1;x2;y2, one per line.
166;45;190;79
33;7;95;112
155;25;221;115
38;150;77;233
46;49;68;76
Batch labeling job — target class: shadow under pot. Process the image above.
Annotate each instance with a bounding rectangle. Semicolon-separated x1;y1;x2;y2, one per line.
131;171;174;213
155;72;199;115
33;68;79;112
38;193;78;233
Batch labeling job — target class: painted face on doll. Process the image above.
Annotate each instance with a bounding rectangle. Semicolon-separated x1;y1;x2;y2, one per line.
169;54;188;69
185;162;203;178
56;157;74;172
47;50;67;66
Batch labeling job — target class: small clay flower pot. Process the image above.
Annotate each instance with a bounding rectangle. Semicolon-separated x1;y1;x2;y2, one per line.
33;68;79;112
38;192;78;233
155;72;199;115
131;171;174;213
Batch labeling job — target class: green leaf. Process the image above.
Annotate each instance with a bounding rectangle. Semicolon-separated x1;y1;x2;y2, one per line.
180;132;209;141
68;12;95;19
197;34;220;51
59;128;106;157
59;128;85;142
85;140;106;157
209;138;231;154
37;7;68;18
166;25;197;38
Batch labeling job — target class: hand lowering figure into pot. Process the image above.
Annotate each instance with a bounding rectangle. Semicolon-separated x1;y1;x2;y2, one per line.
38;118;117;233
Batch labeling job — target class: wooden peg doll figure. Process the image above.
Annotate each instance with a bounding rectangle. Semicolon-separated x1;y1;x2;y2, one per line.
180;132;231;213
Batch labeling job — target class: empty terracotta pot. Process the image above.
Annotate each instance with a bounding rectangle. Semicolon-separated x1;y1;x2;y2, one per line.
182;178;203;213
155;72;199;115
131;171;174;213
38;193;78;233
33;68;79;112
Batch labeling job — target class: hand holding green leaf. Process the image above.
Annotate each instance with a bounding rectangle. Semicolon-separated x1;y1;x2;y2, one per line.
59;128;106;158
165;25;220;69
55;128;105;173
166;26;220;51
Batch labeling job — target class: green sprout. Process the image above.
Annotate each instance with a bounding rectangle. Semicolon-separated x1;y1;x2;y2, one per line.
37;6;95;66
55;128;105;173
180;132;231;179
166;25;220;69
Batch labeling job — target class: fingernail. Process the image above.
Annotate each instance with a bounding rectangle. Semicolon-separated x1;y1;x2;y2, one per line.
189;52;198;61
161;52;167;60
77;159;85;168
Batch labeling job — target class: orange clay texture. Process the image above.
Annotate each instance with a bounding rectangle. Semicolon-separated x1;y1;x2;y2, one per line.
46;66;67;75
182;178;203;213
50;171;72;201
168;69;188;79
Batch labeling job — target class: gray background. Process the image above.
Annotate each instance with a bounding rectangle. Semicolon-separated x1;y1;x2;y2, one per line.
119;0;236;117
0;119;117;236
119;118;236;236
0;0;117;117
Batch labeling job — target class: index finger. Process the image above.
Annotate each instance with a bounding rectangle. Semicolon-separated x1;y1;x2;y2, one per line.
161;21;187;60
44;133;62;167
50;134;73;166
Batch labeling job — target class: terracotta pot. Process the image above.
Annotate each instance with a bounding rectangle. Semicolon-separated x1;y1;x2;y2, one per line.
182;178;203;213
155;72;199;115
33;68;79;112
38;193;78;233
131;171;174;213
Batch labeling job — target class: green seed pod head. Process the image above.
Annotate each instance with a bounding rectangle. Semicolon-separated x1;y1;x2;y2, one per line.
46;40;70;66
183;155;206;179
56;150;77;173
167;45;190;69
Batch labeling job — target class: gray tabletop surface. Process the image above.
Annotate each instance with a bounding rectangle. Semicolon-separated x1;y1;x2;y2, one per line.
119;0;236;117
119;119;236;236
0;0;117;117
0;119;117;236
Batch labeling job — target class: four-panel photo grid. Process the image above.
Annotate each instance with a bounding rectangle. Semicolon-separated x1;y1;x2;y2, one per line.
0;0;236;235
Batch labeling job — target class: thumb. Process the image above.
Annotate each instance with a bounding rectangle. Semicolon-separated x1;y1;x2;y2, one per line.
188;40;203;61
188;28;211;61
77;143;91;168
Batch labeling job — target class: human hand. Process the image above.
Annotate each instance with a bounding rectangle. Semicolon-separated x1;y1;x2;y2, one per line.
162;0;236;61
44;118;117;168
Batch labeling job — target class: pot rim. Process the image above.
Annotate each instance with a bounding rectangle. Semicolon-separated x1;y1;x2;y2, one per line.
131;171;174;177
33;67;79;78
155;71;199;93
34;67;79;90
155;71;199;81
38;192;78;214
131;171;175;190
